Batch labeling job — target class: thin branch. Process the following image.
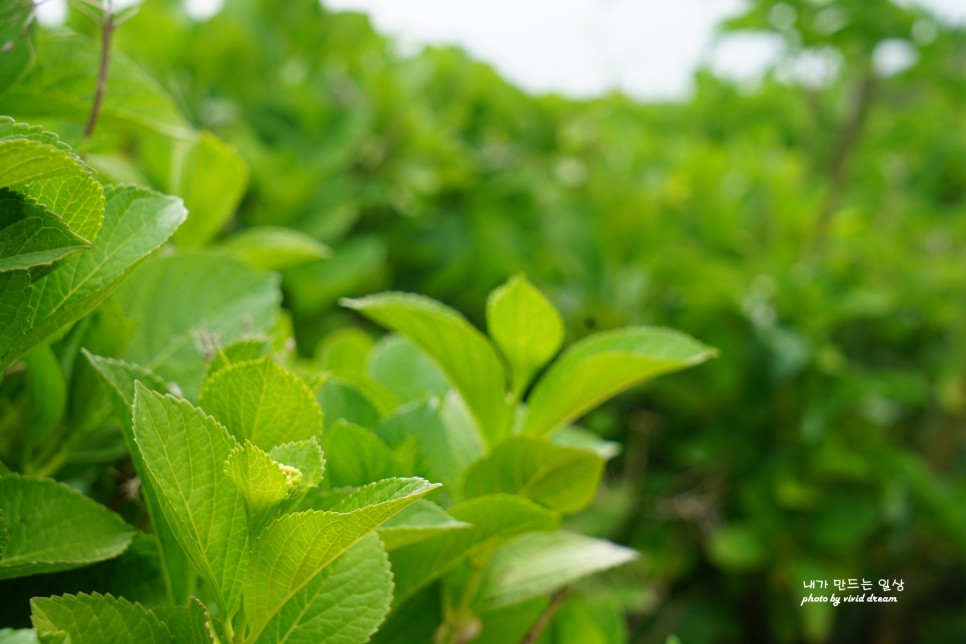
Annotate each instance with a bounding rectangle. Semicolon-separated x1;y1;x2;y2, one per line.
522;586;571;644
83;0;115;138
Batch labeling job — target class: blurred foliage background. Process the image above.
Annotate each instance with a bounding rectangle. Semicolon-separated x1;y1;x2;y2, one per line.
6;0;966;640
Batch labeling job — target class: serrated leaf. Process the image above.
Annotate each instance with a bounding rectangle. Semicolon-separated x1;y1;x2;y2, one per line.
82;351;194;605
462;438;604;514
0;186;186;370
0;475;135;580
251;533;393;644
171;131;249;248
245;477;439;640
225;441;302;531
378;500;470;551
0;190;88;272
474;532;637;611
223;226;330;270
152;599;216;644
487;274;564;397
270;438;325;488
342;293;512;443
522;327;717;437
132;385;247;617
204;336;272;381
389;494;559;603
200;356;324;450
31;592;211;644
323;420;405;488
114;253;280;399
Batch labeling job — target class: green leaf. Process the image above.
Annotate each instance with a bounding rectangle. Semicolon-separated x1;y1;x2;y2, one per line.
368;334;449;405
171;131;249;248
152;599;216;644
0;629;38;644
375;396;485;497
132;385;247;616
462;438;604;514
31;593;211;644
474;532;637;611
225;441;303;530
245;477;439;640
251;533;392;644
522;327;717;437
377;500;470;551
82;351;195;605
317;377;382;429
0;475;135;580
223;226;331;270
0;1;34;90
486;275;564;398
23;343;66;443
389;494;558;603
0;186;186;370
200;356;324;450
323;420;405;488
114;253;280;399
0;190;88;272
342;293;512;443
551;426;621;460
0;270;30;359
204;337;273;381
0;119;104;247
270;438;325;488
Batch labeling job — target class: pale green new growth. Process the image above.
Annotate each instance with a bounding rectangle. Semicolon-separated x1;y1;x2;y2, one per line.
225;441;303;530
486;274;565;398
200;356;324;450
0;476;135;580
270;438;325;488
523;327;718;436
474;532;638;611
462;437;605;514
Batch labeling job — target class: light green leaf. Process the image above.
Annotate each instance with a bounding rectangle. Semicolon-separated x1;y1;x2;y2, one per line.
152;599;216;644
474;532;637;611
375;396;485;497
389;494;559;603
462;438;604;514
523;327;717;437
132;385;247;616
223;226;330;270
245;477;439;640
225;441;302;531
0;190;88;272
551;426;622;460
0;475;135;580
0;186;186;370
342;292;512;443
323;420;405;488
204;337;272;381
31;593;211;644
317;328;374;379
317;377;382;429
82;351;194;605
251;533;392;644
114;253;280;399
0;1;34;90
270;438;325;488
171;131;249;248
0;629;38;644
378;500;470;551
487;274;564;397
368;334;449;405
200;356;323;450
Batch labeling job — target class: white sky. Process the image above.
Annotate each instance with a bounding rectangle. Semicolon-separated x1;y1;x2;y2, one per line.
324;0;966;100
35;0;966;101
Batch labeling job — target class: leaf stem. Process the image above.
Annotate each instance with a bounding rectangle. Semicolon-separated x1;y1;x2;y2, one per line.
83;0;115;138
522;585;571;644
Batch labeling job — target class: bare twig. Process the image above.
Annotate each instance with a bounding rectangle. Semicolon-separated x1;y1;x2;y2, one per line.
83;0;115;138
521;586;571;644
